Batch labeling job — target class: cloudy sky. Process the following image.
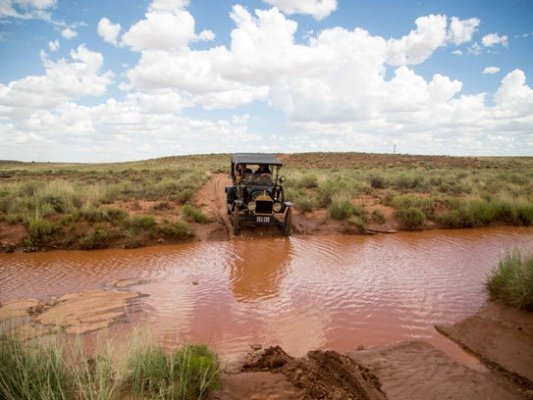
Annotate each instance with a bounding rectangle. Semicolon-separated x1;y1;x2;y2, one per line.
1;0;532;162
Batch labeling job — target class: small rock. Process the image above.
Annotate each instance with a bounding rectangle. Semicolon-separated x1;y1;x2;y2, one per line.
157;238;164;243
294;368;303;382
192;281;199;286
250;343;262;351
356;345;365;351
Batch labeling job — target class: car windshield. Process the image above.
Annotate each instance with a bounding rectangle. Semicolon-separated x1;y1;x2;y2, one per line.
243;172;273;186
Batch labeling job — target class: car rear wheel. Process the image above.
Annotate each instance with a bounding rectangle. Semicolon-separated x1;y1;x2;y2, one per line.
282;207;292;237
233;205;240;235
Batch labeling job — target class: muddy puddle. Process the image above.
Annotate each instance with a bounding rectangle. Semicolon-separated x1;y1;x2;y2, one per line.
1;227;532;367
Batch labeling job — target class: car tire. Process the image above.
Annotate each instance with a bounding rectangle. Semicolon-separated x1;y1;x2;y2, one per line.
282;207;292;237
233;205;240;235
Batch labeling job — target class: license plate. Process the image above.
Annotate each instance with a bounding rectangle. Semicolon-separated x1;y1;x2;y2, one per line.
256;216;270;223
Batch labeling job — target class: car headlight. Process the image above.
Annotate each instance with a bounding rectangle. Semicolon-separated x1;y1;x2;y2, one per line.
247;201;256;211
273;202;282;212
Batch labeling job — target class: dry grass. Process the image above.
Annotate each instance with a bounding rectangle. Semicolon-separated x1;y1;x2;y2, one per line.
1;152;532;250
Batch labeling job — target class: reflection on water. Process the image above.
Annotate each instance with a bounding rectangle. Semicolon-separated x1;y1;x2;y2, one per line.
1;227;532;362
230;238;292;302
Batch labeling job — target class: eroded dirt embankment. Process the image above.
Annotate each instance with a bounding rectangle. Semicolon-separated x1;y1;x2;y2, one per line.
215;336;529;400
437;301;533;390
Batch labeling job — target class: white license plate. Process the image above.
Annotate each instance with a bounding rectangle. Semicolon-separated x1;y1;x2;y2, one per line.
256;216;270;223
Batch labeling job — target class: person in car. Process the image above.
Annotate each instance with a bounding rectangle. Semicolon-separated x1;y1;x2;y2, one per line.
255;164;271;174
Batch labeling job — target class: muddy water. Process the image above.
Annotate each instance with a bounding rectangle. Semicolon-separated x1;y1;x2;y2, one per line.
1;227;532;364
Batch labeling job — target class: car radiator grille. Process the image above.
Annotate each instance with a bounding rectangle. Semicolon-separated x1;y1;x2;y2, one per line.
255;200;273;215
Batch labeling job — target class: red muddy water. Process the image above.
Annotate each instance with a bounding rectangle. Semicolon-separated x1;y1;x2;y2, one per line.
1;227;532;367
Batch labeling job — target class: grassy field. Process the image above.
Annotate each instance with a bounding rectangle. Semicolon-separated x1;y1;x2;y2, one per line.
1;152;532;251
0;332;220;400
283;156;533;231
0;155;226;251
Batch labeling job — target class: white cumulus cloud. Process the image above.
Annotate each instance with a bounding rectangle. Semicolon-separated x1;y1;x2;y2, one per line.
0;45;113;115
482;66;500;75
386;14;448;66
3;2;532;160
482;33;509;47
0;0;56;20
121;10;195;51
263;0;337;20
448;16;480;44
48;39;59;51
61;27;77;39
149;0;190;12
97;17;121;45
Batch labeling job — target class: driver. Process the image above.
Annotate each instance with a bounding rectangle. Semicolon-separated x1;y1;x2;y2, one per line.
255;164;271;174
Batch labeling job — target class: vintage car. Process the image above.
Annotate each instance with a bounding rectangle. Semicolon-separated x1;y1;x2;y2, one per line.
225;153;293;236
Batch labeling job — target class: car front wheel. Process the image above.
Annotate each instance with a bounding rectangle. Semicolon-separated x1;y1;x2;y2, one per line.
233;205;240;235
282;207;292;237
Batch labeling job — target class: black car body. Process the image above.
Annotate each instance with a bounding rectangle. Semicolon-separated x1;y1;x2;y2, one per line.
225;153;292;236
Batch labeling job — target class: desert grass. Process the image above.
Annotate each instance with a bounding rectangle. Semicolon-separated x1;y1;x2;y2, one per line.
0;155;225;250
282;155;532;230
486;249;533;311
1;153;532;250
0;332;220;400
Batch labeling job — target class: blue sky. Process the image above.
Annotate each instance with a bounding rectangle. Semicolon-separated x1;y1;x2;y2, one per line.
0;0;532;162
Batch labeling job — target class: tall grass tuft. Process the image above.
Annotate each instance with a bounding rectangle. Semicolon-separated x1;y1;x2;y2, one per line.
328;196;356;220
0;333;220;400
174;345;220;399
0;335;70;400
181;204;210;224
486;250;533;311
126;342;219;399
394;207;425;230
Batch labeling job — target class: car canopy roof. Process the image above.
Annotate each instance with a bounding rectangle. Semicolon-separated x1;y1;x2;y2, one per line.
231;153;283;166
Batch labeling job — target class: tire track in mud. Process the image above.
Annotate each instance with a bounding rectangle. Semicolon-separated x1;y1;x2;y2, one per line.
193;173;233;239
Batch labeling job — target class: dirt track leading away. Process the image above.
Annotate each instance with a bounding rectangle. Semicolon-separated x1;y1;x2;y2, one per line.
192;173;354;239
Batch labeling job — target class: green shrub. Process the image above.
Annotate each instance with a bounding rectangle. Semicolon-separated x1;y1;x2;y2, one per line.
486;249;533;310
463;199;498;227
182;204;210;224
126;343;219;400
368;174;386;189
0;195;11;214
173;345;220;399
328;198;356;220
394;173;423;191
317;179;345;208
372;209;386;224
126;215;156;231
159;221;192;240
80;227;110;250
516;202;533;225
297;174;318;189
105;208;128;223
152;202;171;211
348;216;367;233
173;189;195;204
40;194;66;213
436;209;464;228
28;218;59;243
392;195;435;219
295;197;317;213
394;207;425;230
